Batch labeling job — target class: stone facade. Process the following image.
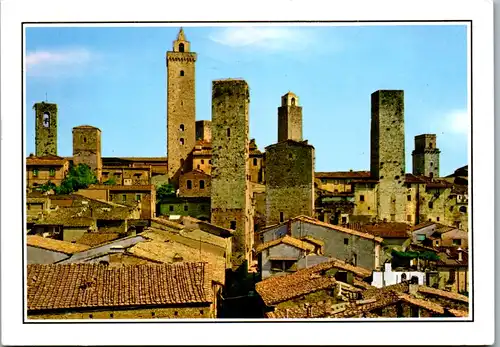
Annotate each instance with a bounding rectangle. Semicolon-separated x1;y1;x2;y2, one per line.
72;125;102;181
34;102;58;156
278;92;302;142
167;28;197;187
101;167;150;186
210;79;252;266
265;140;315;225
370;90;406;223
26;155;70;190
179;170;211;198
196;120;212;142
412;134;441;178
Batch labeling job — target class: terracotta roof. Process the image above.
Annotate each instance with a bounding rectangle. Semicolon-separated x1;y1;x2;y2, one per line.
436;248;468;267
266;300;334;319
27;263;212;311
256;259;371;306
448;308;469;317
77;232;120;247
315;171;371;179
294;216;384;243
361;222;411;239
417;286;469;303
27;235;90;255
398;293;445;314
255;235;316;253
88;184;154;192
363;281;410;299
26;155;68;166
331;291;402;318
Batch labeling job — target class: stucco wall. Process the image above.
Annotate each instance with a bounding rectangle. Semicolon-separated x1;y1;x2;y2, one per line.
27;246;70;264
260;243;303;279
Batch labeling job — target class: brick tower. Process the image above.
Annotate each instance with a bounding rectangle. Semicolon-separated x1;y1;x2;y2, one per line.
412;134;441;178
72;125;102;181
167;27;197;188
277;92;302;142
34;102;58;156
370;90;406;223
210;79;252;267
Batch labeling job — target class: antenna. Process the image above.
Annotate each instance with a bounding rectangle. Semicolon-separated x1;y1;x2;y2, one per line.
45;92;48;102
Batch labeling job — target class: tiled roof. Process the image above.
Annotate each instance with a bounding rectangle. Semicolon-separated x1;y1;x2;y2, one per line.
27;235;90;255
315;171;371;179
181;170;211;178
300;235;325;247
361;222;411;239
417;286;469;303
436;248;468;267
294;216;384;243
26;155;68;166
88;184;154;192
255;235;316;253
256;259;371;306
266;300;334;319
362;281;410;300
398;293;445;314
77;232;120;247
448;308;469;317
27;263;212;311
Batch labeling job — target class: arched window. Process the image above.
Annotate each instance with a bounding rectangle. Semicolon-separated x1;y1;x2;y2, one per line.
180;138;184;145
401;273;407;282
42;112;50;128
430;161;434;167
200;180;205;189
291;97;296;106
180;124;184;131
429;142;433;149
187;180;192;189
230;221;236;230
180;70;185;76
227;128;230;137
179;43;185;52
83;137;87;143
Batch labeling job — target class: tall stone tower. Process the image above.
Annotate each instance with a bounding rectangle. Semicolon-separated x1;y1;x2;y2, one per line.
412;134;440;178
72;125;102;182
265;140;315;225
210;79;252;267
196;120;212;142
277;92;302;142
370;90;406;223
167;27;197;187
34;102;58;156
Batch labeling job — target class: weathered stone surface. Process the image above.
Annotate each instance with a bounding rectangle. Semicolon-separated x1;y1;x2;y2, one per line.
72;126;102;181
34;102;58;156
412;134;441;177
278;92;302;142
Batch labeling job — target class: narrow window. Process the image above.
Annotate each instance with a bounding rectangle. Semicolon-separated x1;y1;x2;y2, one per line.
453;239;461;246
436;216;440;221
42;112;50;127
280;212;284;223
209;160;212;164
407;215;412;222
49;168;55;177
184;205;188;211
122;194;126;202
291;97;296;106
136;194;141;201
429;172;434;178
83;137;87;143
174;311;178;316
169;205;174;212
110;313;114;318
197;164;200;169
180;138;185;145
180;70;185;76
200;310;204;315
230;221;236;230
200;180;205;189
227;128;230;137
359;195;365;202
459;206;467;213
110;194;114;201
341;216;347;224
344;238;349;245
33;169;39;177
151;312;155;317
429;142;433;149
407;195;411;201
179;43;185;52
180;124;185;131
201;159;204;164
187;180;192;189
428;201;433;209
430;162;434;167
253;158;257;166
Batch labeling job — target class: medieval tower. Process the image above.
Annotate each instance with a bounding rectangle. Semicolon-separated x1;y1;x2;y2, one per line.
370;90;406;223
34;102;58;156
167;28;197;187
72;125;102;182
210;79;252;267
412;134;441;178
277;91;302;142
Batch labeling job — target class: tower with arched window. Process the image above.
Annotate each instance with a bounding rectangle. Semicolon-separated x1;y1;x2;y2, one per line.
412;134;441;178
166;28;197;188
277;91;303;142
34;102;58;156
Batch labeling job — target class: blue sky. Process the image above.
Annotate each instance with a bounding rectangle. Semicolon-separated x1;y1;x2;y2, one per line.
25;24;468;176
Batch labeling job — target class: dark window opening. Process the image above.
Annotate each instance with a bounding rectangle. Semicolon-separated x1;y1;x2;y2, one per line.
453;239;461;246
180;138;185;145
407;195;411;201
227;128;230;137
359;195;365;202
200;180;205;189
201;159;204;164
180;70;185;76
429;172;434;178
430;161;434;167
291;97;296;106
180;124;185;131
179;43;184;52
459;206;467;213
344;238;349;245
136;194;141;201
428;201;433;209
209;160;212;164
83;137;87;143
436;217;440;221
169;205;174;212
49;168;56;177
280;212;284;223
110;313;114;318
184;205;188;211
401;273;407;281
341;216;347;224
367;207;370;210
122;194;127;202
187;180;192;189
200;310;204;315
253;158;257;166
230;221;236;230
42;112;50;127
197;164;200;169
151;312;155;317
429;143;433;149
174;311;178;316
89;314;93;319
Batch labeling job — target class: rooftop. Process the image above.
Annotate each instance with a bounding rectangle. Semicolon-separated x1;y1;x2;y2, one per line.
255;235;316;254
27;235;90;255
315;171;371;179
417;285;469;303
76;232;121;247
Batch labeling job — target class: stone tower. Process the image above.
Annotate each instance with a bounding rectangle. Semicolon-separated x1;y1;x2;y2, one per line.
412;134;440;178
72;125;102;182
210;79;252;267
265;140;315;225
34;102;58;156
196;120;212;142
370;90;406;223
277;92;302;142
167;27;197;187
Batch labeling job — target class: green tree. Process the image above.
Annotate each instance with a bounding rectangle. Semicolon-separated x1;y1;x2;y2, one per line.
37;181;57;193
103;178;117;185
156;183;176;202
55;164;98;195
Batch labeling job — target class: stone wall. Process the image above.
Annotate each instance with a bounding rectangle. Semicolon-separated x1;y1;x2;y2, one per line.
352;183;378;220
34;102;58;156
196;120;212;142
265;140;314;225
72;126;102;181
370;90;406;222
210;79;252;265
277;92;302;142
412;134;441;177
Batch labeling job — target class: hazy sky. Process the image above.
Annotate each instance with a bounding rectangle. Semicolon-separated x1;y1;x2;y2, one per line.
25;24;468;176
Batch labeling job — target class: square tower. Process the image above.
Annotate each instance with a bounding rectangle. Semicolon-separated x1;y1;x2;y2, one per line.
195;120;212;142
277;92;303;142
72;125;102;181
210;79;252;267
34;102;58;156
167;28;197;188
370;90;406;223
412;134;441;178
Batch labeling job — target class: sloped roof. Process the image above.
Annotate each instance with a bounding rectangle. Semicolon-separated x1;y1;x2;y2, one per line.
76;232;120;247
417;285;469;303
27;263;212;311
26;155;68;166
27;235;90;255
255;235;316;254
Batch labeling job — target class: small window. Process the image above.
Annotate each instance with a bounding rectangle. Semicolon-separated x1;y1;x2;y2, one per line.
174;311;178;316
429;172;434;178
344;238;349;245
197;164;200;169
110;313;114;318
200;180;205;189
89;314;93;319
459;206;467;213
291;97;296;106
180;124;185;131
169;205;174;212
453;239;461;246
436;216;440;221
407;195;411;201
122;194;127;202
407;215;412;222
49;169;55;178
401;273;407;281
151;312;155;317
136;194;141;201
33;169;39;177
42;112;50;127
253;158;257;166
201;159;204;164
367;207;370;210
179;43;184;52
429;143;433;149
428;201;433;209
180;70;185;76
359;195;365;202
187;180;192;189
341;216;347;224
83;137;87;143
230;221;236;230
209;160;212;164
184;205;188;211
430;162;434;167
450;206;454;211
227;128;231;137
110;194;114;200
200;310;204;315
280;212;284;223
180;138;185;145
